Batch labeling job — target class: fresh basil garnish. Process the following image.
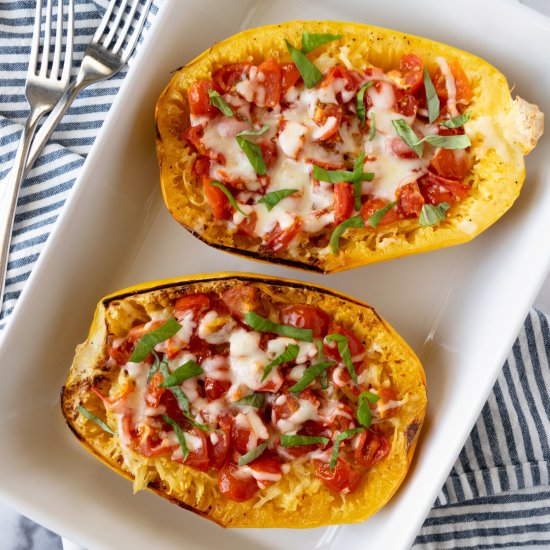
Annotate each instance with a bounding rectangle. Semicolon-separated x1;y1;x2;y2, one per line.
208;89;235;117
244;311;313;342
184;413;223;433
236;136;267;176
236;124;269;138
357;390;380;428
329;215;364;254
440;111;471;129
78;405;116;435
158;360;204;388
329;428;365;470
392;119;423;157
289;360;336;394
258;189;299;211
423;67;440;124
147;351;161;383
285;40;322;89
317;340;328;389
163;414;189;461
262;343;300;382
356;81;374;125
419;202;450;227
367;200;398;229
159;361;190;413
301;31;342;54
238;441;268;466
234;393;266;408
210;181;250;218
325;333;359;386
130;318;182;363
280;434;329;447
369;111;376;141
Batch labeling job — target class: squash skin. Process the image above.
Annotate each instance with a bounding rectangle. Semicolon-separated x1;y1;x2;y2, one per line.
61;273;427;528
155;20;543;273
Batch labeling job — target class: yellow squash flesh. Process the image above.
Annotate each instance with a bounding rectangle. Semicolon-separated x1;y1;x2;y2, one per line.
155;20;543;273
61;273;427;528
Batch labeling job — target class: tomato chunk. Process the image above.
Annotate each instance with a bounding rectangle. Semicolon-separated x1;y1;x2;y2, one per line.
188;80;219;117
324;324;364;363
218;463;259;502
360;198;400;227
397;182;425;217
203;177;231;220
208;416;231;470
247;455;283;488
334;182;354;225
174;293;210;315
430;148;471;181
280;304;330;339
314;457;361;494
181;428;210;472
257;58;281;108
264;218;302;252
433;59;472;107
399;54;424;94
354;431;391;469
212;63;252;92
281;62;301;93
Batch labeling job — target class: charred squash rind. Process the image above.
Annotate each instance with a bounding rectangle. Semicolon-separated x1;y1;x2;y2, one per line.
155;20;543;273
61;273;427;528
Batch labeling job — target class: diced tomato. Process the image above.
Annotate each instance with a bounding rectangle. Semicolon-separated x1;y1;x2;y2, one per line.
247;455;283;488
313;104;343;141
145;370;164;408
324;403;354;434
397;182;425;217
174;293;211;315
257;58;281;108
360;198;401;228
320;66;363;100
430;148;471;181
203;177;231;220
208;416;231;470
193;156;211;178
302;420;332;439
324;324;365;363
399;54;424;94
180;428;210;472
188;80;219;117
309;159;346;171
237;210;258;237
218;463;259;502
271;391;299;425
433;59;472;107
394;87;417;117
137;424;177;458
264;217;302;252
280;304;330;339
377;387;400;419
183;124;205;153
212;63;252;92
420;172;470;202
160;390;187;425
128;321;164;342
314;457;362;494
390;136;419;159
258;139;278;169
281;62;301;93
204;377;231;401
221;284;262;320
418;174;454;206
108;338;134;365
354;430;391;469
231;419;253;455
334;182;354;225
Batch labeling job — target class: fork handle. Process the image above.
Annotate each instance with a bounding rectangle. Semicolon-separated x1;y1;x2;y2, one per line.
0;105;50;308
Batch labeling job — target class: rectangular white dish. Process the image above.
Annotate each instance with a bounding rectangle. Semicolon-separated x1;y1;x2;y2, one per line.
1;0;549;548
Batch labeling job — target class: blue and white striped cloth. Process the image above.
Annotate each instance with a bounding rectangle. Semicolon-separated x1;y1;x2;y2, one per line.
1;2;549;549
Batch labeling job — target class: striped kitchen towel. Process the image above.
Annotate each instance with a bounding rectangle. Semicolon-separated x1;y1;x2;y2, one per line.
1;2;550;550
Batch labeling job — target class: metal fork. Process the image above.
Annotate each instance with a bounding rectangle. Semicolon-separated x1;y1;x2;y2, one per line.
0;0;74;308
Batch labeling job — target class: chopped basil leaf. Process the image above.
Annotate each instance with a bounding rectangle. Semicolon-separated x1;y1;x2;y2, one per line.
210;181;250;218
280;434;329;447
329;427;365;470
236;124;269;138
352;153;368;211
238;441;268;466
289;360;336;394
258;189;298;211
357;390;380;428
162;415;189;461
285;40;322;89
130;317;182;363
159;360;204;388
329;215;364;254
236;136;267;175
234;393;266;408
147;351;161;383
262;343;300;382
367;200;398;229
419;202;450;227
313;153;374;185
160;361;190;413
184;413;222;433
392;119;423;157
244;311;313;342
369;111;376;141
207;89;234;117
423;67;440;124
78;405;116;435
301;31;342;54
440;111;471;129
325;333;358;386
317;340;328;389
356;81;374;125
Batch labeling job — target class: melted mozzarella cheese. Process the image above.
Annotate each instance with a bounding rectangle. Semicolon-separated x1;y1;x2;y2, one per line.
277;398;320;433
198;310;236;344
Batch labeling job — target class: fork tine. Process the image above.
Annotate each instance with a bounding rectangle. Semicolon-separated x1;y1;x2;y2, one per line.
120;0;152;64
39;0;53;78
61;0;74;84
103;0;131;49
111;0;140;55
51;0;63;80
92;0;118;44
29;0;43;74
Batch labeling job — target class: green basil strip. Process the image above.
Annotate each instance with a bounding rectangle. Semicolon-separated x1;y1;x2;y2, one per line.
147;351;161;383
325;333;358;386
357;390;381;428
208;89;235;117
159;361;190;413
162;415;189;461
301;31;342;54
419;134;471;149
184;413;223;433
210;181;250;218
236;124;269;138
369;111;376;141
329;215;364;254
236;136;267;176
238;441;268;466
234;393;266;408
419;202;450;227
244;311;313;342
392;119;423;157
159;360;204;388
289;360;336;394
356;81;374;125
313;165;355;183
280;434;329;447
130;317;182;363
262;343;300;382
329;427;365;471
317;340;328;389
368;200;398;229
285;40;322;89
423;67;440;124
440;111;471;129
352;152;369;211
258;189;299;211
78;405;116;435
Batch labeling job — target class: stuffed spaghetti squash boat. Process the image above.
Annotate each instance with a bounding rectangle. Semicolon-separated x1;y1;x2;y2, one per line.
156;20;543;273
62;274;427;528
